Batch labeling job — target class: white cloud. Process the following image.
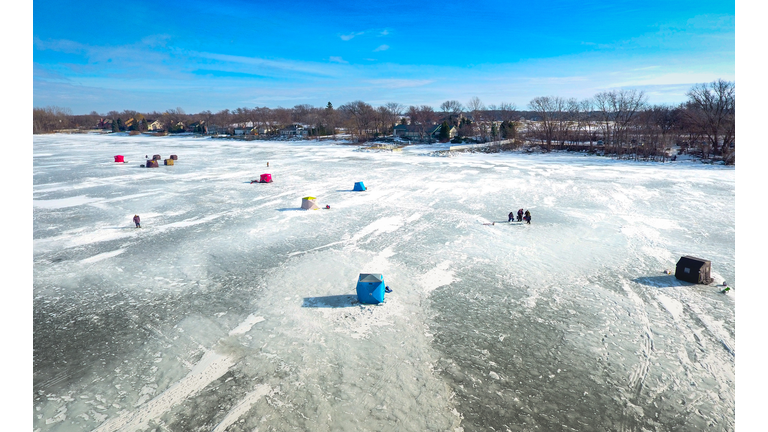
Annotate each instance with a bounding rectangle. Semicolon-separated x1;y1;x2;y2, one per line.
365;79;433;89
329;56;348;64
374;45;389;52
340;32;364;41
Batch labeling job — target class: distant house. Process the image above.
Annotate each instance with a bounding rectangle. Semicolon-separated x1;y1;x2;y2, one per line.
233;128;251;136
97;118;112;129
280;124;307;137
394;123;455;140
147;120;163;131
393;124;422;139
188;121;207;133
207;124;224;135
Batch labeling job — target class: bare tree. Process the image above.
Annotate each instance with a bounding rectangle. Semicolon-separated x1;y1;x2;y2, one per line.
466;97;484;121
593;89;647;155
382;102;405;136
440;100;464;121
499;102;517;122
272;107;293;129
339;101;377;141
32;106;73;133
527;96;558;149
406;105;437;141
683;79;735;160
292;104;313;126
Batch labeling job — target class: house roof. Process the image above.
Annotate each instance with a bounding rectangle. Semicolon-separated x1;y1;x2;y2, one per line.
394;124;437;133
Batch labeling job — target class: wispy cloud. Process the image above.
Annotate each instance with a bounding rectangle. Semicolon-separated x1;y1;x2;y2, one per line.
365;79;433;89
329;56;348;64
632;65;660;71
194;52;340;77
341;28;390;41
340;32;364;41
33;63;71;82
373;45;389;52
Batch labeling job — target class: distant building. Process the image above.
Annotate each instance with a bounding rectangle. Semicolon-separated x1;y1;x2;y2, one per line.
147;120;164;131
188;121;207;133
207;124;224;135
280;124;307;137
394;123;456;140
393;124;422;139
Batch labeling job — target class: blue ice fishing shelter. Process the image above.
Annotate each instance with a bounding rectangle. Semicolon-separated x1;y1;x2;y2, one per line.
356;273;385;304
353;181;366;191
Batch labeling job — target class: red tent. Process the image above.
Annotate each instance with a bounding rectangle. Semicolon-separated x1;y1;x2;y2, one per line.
260;173;272;183
114;155;124;163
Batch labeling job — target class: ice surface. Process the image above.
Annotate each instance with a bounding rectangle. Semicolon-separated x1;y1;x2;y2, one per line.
34;134;734;431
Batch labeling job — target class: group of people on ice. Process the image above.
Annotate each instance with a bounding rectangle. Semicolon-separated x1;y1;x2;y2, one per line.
509;209;531;224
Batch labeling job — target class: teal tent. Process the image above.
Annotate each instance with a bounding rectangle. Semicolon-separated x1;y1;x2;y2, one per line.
356;273;385;304
353;181;366;191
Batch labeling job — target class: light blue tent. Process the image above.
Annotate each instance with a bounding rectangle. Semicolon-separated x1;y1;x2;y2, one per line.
353;181;366;191
356;273;385;304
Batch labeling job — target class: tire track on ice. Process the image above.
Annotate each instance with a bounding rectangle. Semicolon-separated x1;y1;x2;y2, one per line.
92;313;267;432
619;279;655;432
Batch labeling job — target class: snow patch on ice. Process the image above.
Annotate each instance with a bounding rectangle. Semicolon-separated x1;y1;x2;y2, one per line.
229;315;266;336
81;249;125;264
420;261;455;294
34;195;100;209
360;246;396;273
351;216;405;242
655;292;683;321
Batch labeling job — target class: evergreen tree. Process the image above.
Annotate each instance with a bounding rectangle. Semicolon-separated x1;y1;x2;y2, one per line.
111;119;119;133
501;120;516;139
438;121;450;142
116;118;124;131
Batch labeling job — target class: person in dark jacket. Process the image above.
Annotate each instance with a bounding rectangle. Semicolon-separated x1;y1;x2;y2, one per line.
524;210;531;224
508;211;514;222
133;214;141;228
517;208;524;222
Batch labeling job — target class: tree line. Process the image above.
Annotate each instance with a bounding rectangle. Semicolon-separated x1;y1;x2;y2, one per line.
33;79;734;163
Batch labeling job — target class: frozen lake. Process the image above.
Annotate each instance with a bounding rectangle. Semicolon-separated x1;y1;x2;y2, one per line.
34;134;735;431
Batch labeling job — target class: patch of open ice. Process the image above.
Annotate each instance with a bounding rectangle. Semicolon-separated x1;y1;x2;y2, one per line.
211;384;271;432
80;249;125;264
92;350;234;432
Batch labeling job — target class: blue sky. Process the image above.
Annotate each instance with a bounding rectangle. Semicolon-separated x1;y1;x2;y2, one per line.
33;0;735;114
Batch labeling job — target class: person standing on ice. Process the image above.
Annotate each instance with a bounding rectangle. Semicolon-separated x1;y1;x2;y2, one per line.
508;211;515;222
517;208;524;222
524;210;531;224
133;214;141;228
